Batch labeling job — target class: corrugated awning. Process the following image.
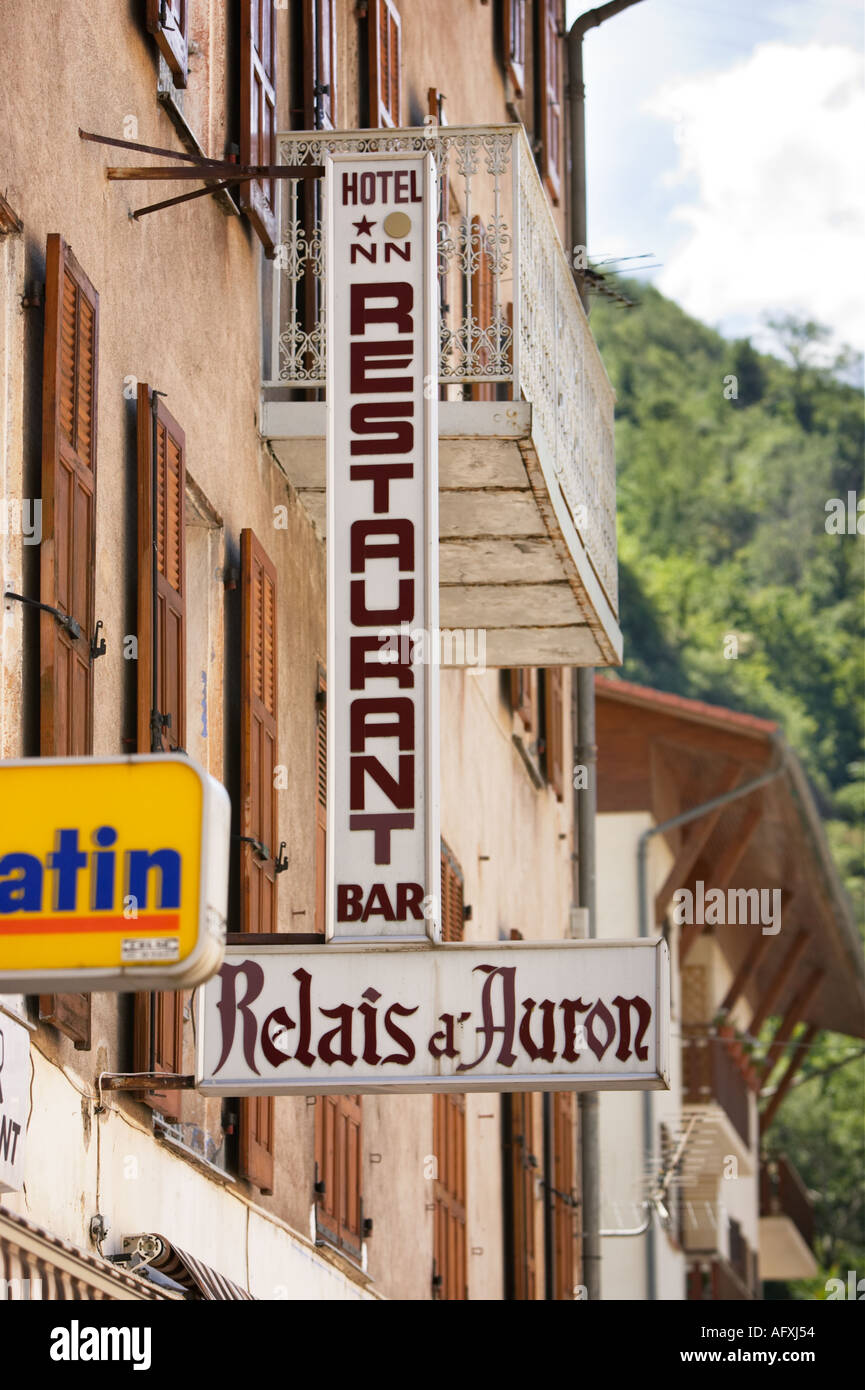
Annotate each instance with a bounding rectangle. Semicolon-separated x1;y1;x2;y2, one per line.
0;1208;175;1300
141;1233;254;1300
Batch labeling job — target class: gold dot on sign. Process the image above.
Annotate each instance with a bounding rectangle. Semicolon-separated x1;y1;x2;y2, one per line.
383;211;411;238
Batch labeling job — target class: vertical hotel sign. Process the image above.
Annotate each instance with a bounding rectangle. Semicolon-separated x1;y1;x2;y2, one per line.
326;152;440;941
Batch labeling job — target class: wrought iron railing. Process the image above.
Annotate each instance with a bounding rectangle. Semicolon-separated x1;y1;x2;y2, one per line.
263;124;618;615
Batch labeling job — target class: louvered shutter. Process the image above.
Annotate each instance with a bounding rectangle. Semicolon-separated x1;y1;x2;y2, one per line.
301;0;337;130
369;0;401;129
503;0;526;94
539;0;562;204
552;1091;576;1298
240;0;278;255
544;667;564;800
146;0;188;88
509;668;535;733
38;234;99;1050
508;1092;537;1299
434;844;467;1298
314;670;327;936
133;385;186;1119
237;529;278;1194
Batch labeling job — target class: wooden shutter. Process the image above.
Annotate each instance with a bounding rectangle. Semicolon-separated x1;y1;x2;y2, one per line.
38;233;99;1050
237;530;279;1194
136;385;186;755
434;845;467;1298
544;667;564;800
301;0;337;130
539;0;563;204
506;1092;537;1299
146;0;188;88
240;530;279;935
314;670;327;936
315;1093;363;1259
133;385;186;1119
240;0;278;255
509;667;535;734
552;1091;576;1298
503;0;526;95
369;0;401;129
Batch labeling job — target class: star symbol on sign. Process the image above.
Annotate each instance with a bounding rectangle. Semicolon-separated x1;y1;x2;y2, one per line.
353;216;376;236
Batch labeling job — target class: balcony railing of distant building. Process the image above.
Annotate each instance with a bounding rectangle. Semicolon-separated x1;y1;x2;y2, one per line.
760;1154;815;1253
682;1025;752;1150
261;123;618;619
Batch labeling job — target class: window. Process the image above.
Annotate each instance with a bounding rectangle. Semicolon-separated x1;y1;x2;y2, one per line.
543;667;564;800
503;1091;538;1299
146;0;188;88
313;669;363;1257
295;0;337;130
551;1091;577;1298
433;844;468;1299
132;384;187;1119
236;529;281;1194
239;0;278;254
538;0;563;204
369;0;401;128
37;233;100;1051
503;0;526;95
509;667;536;734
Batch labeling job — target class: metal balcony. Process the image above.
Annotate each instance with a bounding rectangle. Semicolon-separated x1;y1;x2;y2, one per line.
260;125;621;667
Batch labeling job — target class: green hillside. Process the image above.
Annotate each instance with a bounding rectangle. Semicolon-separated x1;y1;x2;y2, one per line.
590;280;865;1289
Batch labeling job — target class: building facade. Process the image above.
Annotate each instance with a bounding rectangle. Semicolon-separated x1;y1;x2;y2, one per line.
0;0;618;1301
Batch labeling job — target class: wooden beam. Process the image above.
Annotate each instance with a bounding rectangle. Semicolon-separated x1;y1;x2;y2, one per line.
719;934;773;1016
713;799;763;889
760;1023;818;1133
749;931;809;1033
757;967;824;1085
653;763;743;926
107;164;323;180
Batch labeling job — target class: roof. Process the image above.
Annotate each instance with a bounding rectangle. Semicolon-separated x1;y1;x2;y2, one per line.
594;675;779;739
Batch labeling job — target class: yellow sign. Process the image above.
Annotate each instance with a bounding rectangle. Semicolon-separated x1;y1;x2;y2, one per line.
0;756;230;992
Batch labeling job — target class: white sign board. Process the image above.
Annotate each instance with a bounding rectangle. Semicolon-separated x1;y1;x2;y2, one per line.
326;151;440;942
0;1012;30;1192
197;940;670;1095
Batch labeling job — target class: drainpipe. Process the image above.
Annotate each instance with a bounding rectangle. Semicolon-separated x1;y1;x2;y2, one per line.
567;1;646;311
575;668;601;1300
636;730;786;1299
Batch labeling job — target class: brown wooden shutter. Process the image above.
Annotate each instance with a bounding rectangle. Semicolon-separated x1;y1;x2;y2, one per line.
240;0;278;255
38;233;99;1050
314;669;327;936
509;668;535;734
552;1091;577;1298
315;1093;363;1258
503;0;526;95
302;0;337;130
507;1092;537;1299
136;385;186;755
237;529;279;1194
369;0;401;129
544;667;564;800
539;0;563;204
132;384;186;1118
146;0;188;88
434;845;467;1298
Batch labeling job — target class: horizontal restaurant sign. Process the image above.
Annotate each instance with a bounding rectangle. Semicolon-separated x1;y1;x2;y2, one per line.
0;756;230;993
197;939;670;1094
326;150;440;942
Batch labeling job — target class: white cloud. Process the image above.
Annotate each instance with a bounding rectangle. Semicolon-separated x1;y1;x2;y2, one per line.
648;42;865;355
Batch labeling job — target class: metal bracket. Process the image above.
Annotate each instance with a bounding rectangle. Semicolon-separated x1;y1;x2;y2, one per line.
236;835;270;862
90;619;106;661
4;590;81;640
274;841;289;874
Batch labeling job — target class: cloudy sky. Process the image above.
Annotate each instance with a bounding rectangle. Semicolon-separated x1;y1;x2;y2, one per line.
565;0;864;364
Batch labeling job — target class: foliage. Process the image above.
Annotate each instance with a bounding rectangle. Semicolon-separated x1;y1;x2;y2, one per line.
590;280;865;1288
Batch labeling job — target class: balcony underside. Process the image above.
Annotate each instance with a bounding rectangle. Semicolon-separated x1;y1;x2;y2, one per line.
262;399;622;668
758;1216;818;1281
